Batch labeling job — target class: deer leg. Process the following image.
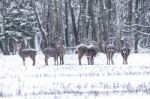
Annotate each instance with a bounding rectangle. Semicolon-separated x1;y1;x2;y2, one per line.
112;57;114;65
125;57;128;64
124;57;126;64
123;57;125;64
93;57;94;65
123;53;125;64
90;57;92;65
54;57;56;65
45;55;49;65
109;56;111;65
109;52;112;65
60;56;63;65
62;57;64;65
32;56;35;66
91;56;94;65
111;52;114;65
30;55;35;66
79;57;81;65
108;54;111;65
87;57;90;65
59;56;62;65
78;55;83;65
111;59;114;65
22;57;25;66
60;55;64;65
124;58;125;64
55;56;58;65
56;56;58;65
126;59;128;64
106;54;109;65
78;51;85;65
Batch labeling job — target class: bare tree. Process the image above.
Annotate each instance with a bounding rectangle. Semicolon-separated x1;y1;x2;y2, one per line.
65;0;69;47
32;0;48;49
68;0;79;45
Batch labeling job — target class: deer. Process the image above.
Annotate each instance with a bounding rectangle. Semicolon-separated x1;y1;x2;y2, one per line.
16;42;37;66
120;47;130;64
42;47;59;65
42;38;65;65
120;39;130;64
86;45;98;65
105;44;116;65
54;38;65;65
76;44;98;65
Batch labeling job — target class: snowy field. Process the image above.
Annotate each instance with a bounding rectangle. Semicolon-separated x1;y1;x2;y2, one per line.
1;52;150;99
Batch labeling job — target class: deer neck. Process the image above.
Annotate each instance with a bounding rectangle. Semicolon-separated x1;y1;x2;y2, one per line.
17;47;23;55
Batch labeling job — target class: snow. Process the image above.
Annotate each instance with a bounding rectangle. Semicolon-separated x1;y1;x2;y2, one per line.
1;53;150;99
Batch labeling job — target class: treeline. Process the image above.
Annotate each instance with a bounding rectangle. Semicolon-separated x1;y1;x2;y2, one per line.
0;0;150;55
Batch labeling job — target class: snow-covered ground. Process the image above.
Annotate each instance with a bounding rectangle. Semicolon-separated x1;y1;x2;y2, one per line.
1;53;150;99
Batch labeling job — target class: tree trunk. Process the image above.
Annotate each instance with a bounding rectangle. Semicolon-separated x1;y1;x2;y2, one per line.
116;0;122;51
2;41;9;55
127;0;133;26
54;0;59;37
134;0;140;53
88;0;97;41
99;0;108;41
46;1;52;46
1;0;10;55
79;0;87;43
68;0;79;45
32;0;48;49
65;0;69;47
58;0;64;38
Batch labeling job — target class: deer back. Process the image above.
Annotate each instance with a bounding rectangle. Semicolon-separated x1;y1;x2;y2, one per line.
76;44;87;54
20;49;37;57
16;42;37;58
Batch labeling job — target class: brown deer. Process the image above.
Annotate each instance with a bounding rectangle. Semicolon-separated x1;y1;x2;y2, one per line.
120;39;131;64
120;46;130;64
86;45;98;65
42;38;65;65
105;44;116;65
76;44;98;65
17;43;37;66
42;47;59;65
53;38;65;65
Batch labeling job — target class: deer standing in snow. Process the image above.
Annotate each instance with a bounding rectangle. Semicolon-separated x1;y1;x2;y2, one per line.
42;47;59;65
54;38;65;65
120;46;130;64
120;39;130;64
76;44;98;65
17;42;37;66
42;38;65;65
105;44;116;65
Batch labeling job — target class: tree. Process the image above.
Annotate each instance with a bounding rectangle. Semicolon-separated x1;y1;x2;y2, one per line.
0;0;150;54
31;0;48;49
68;0;79;45
0;0;37;55
65;0;69;47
